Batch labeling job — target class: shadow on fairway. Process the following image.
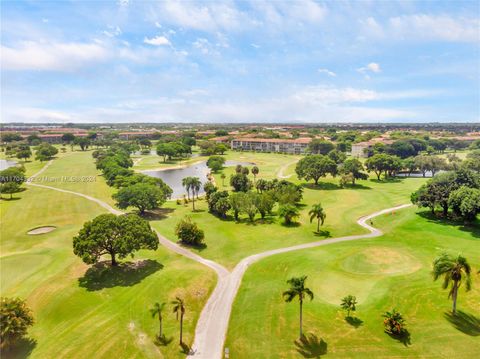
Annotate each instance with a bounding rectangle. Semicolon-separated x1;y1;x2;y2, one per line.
417;211;480;238
314;230;331;238
154;334;173;346
142;208;175;221
444;310;480;336
386;329;411;347
345;316;363;328
180;342;193;355
0;337;37;359
294;333;327;358
78;259;163;291
302;182;341;191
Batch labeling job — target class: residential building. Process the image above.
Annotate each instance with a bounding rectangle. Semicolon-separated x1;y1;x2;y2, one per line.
231;137;311;154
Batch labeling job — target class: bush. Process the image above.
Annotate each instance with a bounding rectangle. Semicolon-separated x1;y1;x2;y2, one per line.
175;217;205;246
383;309;406;335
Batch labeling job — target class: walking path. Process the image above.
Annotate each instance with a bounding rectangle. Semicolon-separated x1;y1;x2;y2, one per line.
276;158;299;179
26;158;411;359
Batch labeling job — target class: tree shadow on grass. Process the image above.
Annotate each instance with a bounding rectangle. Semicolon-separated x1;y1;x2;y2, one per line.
281;221;301;228
341;183;372;190
385;329;411;347
302;182;341;191
142;208;175;221
180;343;193;355
444;311;480;336
345;316;363;328
78;259;163;291
294;333;327;358
178;241;207;252
417;211;480;238
313;230;331;238
154;335;174;346
1;337;37;359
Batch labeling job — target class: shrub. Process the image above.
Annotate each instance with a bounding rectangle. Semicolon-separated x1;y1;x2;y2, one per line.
175;217;205;246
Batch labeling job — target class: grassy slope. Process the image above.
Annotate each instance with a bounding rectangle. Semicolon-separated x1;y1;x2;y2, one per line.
151;151;425;268
225;206;480;358
1;157;216;359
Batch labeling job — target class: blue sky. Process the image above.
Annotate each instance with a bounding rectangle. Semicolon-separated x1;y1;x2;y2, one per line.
1;0;479;123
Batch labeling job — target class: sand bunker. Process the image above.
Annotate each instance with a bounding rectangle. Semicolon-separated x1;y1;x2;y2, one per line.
27;226;56;235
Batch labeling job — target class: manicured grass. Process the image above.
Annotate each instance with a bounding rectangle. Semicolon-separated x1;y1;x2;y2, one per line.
151;150;425;268
34;149;117;206
225;206;480;358
1;157;216;358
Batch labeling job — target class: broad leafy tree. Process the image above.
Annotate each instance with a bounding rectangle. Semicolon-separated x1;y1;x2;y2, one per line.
448;186;480;222
0;297;34;350
341;158;368;184
0;167;26;199
113;183;167;214
35;143;58;161
206;156;225;173
295;155;337;185
283;276;314;338
433;253;472;315
230;173;252;192
73;214;158;266
308;139;335;155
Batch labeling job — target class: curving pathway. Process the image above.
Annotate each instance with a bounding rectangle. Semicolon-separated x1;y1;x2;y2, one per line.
27;158;411;359
276;158;299;179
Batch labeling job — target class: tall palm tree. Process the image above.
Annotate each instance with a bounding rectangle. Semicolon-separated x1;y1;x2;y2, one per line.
221;173;226;186
340;295;357;317
309;203;326;233
283;276;314;338
150;302;166;338
251;166;259;182
182;177;192;201
171;297;185;344
432;253;472;315
189;177;201;211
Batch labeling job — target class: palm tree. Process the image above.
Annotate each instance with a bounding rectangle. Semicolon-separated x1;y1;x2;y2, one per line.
309;203;326;233
340;295;357;317
190;177;201;211
182;177;192;201
220;173;226;186
432;253;472;315
278;204;300;225
150;302;166;339
172;297;185;344
251;166;259;182
283;276;314;338
382;309;405;335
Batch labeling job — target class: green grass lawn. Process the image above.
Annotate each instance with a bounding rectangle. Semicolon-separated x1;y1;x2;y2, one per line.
1;156;216;359
151;150;426;268
225;206;480;358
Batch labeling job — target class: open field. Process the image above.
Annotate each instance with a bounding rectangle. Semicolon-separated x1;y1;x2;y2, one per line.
1;157;216;359
225;206;480;358
151;151;426;268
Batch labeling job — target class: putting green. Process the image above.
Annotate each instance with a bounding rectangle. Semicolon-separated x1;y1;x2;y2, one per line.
341;247;422;275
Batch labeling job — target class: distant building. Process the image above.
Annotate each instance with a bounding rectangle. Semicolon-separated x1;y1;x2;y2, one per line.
231;137;311;154
118;132;157;140
25;133;90;144
351;138;394;158
209;136;231;143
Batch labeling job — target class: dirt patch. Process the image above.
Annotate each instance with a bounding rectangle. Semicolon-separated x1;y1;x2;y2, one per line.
27;226;56;235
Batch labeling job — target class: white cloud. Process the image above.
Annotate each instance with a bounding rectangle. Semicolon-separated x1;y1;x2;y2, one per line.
193;38;212;54
1;41;110;71
317;68;336;77
357;62;381;78
143;35;171;46
155;21;162;28
251;43;260;49
103;25;122;37
361;14;479;43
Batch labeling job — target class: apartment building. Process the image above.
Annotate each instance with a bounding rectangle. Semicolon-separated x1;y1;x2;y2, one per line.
231;137;311;154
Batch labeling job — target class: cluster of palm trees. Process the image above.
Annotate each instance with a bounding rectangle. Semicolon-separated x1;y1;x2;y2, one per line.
182;177;202;210
283;253;473;341
150;297;186;346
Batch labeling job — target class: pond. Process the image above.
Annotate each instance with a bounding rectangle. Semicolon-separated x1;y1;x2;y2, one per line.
143;160;254;199
0;159;17;170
